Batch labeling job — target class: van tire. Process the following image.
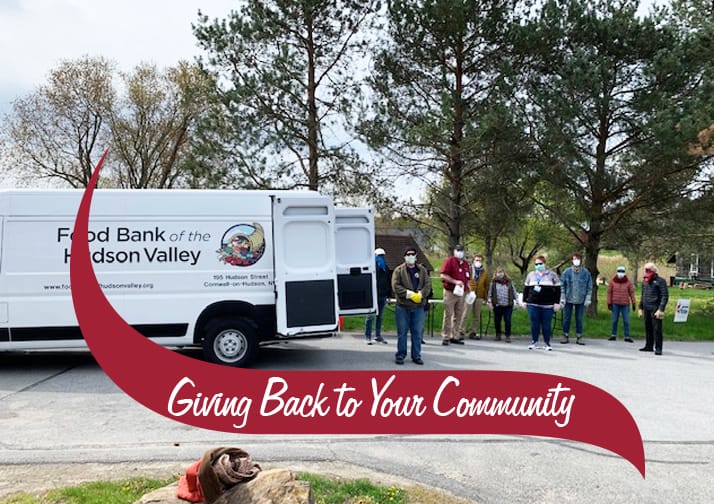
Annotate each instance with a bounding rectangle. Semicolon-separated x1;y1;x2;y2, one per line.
203;318;258;367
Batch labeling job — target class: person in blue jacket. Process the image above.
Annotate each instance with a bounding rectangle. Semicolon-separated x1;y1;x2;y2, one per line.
365;247;391;345
559;253;593;345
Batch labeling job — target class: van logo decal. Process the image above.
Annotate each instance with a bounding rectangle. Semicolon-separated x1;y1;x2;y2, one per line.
217;223;266;266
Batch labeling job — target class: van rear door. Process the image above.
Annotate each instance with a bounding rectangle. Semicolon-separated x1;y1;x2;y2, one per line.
272;195;339;336
335;207;376;316
0;216;7;329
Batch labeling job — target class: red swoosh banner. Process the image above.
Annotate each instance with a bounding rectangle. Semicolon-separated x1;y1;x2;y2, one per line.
70;150;645;477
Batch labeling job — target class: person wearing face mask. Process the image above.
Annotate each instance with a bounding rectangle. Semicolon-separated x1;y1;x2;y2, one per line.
638;262;669;355
607;266;636;343
364;247;391;345
522;255;561;350
464;254;490;340
559;253;593;345
439;243;471;346
391;246;432;365
486;267;519;343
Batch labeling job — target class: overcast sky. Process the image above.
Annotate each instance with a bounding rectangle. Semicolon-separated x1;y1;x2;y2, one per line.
0;0;664;117
0;0;236;115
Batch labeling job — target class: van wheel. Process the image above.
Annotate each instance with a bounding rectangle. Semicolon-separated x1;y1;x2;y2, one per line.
203;318;258;367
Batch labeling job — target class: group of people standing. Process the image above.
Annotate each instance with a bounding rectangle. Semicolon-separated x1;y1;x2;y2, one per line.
366;246;670;365
439;244;519;346
521;252;595;350
521;254;669;354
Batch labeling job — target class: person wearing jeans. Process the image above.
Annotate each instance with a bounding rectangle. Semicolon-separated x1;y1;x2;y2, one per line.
394;303;426;363
522;255;561;350
391;246;432;365
607;265;636;342
365;247;391;345
559;253;593;345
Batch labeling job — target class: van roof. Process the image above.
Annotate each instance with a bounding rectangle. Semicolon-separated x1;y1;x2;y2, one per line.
0;189;326;217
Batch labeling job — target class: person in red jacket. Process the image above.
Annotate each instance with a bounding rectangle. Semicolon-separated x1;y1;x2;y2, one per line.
439;243;471;345
607;265;637;342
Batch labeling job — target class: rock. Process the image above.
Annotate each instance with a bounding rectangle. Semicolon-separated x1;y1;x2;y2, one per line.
215;468;313;504
135;468;312;504
135;483;182;503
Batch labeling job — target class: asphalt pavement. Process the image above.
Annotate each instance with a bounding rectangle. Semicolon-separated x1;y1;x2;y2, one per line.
1;331;713;503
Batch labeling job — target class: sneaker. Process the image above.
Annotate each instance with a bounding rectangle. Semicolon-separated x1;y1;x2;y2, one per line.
624;338;634;343
442;340;450;346
528;342;538;350
412;358;424;365
608;336;616;341
505;336;512;343
560;336;570;344
576;337;585;346
395;356;405;365
366;340;373;345
449;338;465;345
375;337;388;344
545;345;552;351
654;349;662;355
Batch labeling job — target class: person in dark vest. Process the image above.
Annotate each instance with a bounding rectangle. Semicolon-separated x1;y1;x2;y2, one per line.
638;262;669;355
486;267;519;343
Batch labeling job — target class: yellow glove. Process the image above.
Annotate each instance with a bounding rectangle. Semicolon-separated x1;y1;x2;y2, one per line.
406;290;422;303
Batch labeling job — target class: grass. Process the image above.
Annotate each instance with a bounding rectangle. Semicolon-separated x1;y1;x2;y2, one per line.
345;276;714;341
0;476;176;504
0;473;447;504
299;473;407;504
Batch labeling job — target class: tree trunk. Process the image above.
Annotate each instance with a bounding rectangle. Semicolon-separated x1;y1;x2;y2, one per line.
446;51;465;251
306;13;319;191
584;236;601;317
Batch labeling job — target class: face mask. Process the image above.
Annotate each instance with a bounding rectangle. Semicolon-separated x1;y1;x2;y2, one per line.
405;255;417;265
535;264;545;272
572;259;581;267
474;261;482;268
454;251;464;260
616;272;625;278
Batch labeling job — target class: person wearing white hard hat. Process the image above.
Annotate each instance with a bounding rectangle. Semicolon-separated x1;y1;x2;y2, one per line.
365;247;391;345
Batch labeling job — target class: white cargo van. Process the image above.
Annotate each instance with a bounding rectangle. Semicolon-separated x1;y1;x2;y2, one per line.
0;189;376;366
